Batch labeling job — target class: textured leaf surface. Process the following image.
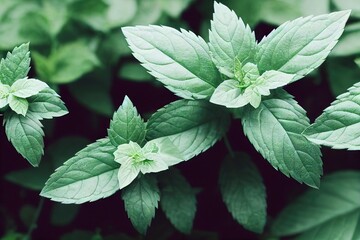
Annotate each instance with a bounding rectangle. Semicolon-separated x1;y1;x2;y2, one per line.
209;2;256;77
122;25;221;99
303;82;360;150
219;152;266;233
122;174;160;235
0;43;30;85
241;90;322;188
256;11;350;82
40;138;119;203
4;111;44;166
108;96;146;147
146;99;230;160
272;171;360;238
10;78;48;98
27;88;68;120
8;95;28;116
159;169;197;234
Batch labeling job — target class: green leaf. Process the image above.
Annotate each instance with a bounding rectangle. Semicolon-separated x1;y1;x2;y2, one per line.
122;174;160;235
122;26;221;99
105;0;137;28
219;152;266;233
256;11;350;82
146;99;230;160
37;41;100;84
331;23;360;56
27;88;68;120
4;111;44;166
8;94;28;116
108;96;146;147
0;43;30;85
159;169;197;234
210;80;248;108
271;171;360;238
10;78;49;98
209;2;256;77
0;83;10;108
40;138;119;203
241;90;322;188
259;0;301;26
68;69;113;116
127;0;162;25
303;82;360;150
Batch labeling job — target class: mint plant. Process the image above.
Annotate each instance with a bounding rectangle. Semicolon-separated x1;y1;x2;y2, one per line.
0;43;67;166
39;1;352;236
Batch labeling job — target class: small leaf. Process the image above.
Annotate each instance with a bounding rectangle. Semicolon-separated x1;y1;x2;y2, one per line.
27;88;68;120
122;25;221;99
8;95;28;116
117;159;141;190
146;99;230;160
108;96;146;147
241;89;323;188
4;111;44;166
219;152;266;233
256;10;350;82
122;174;160;235
303;82;360;150
0;43;30;85
209;2;256;77
272;171;360;237
0;83;10;108
159;0;193;18
210;80;249;108
40;138;119;203
10;78;48;98
118;62;153;82
159;169;197;234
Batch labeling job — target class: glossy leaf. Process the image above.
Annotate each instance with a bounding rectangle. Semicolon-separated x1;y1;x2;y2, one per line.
241;90;322;188
40;138;119;203
272;171;360;238
122;25;221;99
159;169;197;234
122;174;160;235
146;99;230;160
108;96;146;147
219;152;266;233
303;82;360;150
256;11;350;82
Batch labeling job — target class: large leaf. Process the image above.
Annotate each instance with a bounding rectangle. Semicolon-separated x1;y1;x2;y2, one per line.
256;11;350;82
272;171;360;239
146;99;230;160
40;138;119;203
0;43;30;85
4;111;44;166
241;90;322;188
122;174;160;235
107;96;146;147
209;2;256;77
303;82;360;150
27;88;68;120
219;152;266;233
122;25;221;99
159;169;197;234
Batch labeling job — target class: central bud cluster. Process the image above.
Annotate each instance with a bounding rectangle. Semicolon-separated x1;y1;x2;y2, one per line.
234;58;260;90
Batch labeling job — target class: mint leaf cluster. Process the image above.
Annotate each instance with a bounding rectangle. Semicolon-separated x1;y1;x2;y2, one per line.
122;1;350;188
0;43;68;166
41;96;225;233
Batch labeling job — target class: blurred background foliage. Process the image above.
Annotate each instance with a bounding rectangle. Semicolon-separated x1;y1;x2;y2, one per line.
0;0;360;239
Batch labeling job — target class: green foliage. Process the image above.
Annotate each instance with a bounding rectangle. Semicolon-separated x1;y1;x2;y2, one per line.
158;169;197;234
271;171;360;239
304;81;360;150
122;174;160;235
219;152;266;233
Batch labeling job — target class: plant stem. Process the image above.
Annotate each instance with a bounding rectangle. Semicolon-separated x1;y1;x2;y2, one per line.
224;136;234;157
23;197;45;240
